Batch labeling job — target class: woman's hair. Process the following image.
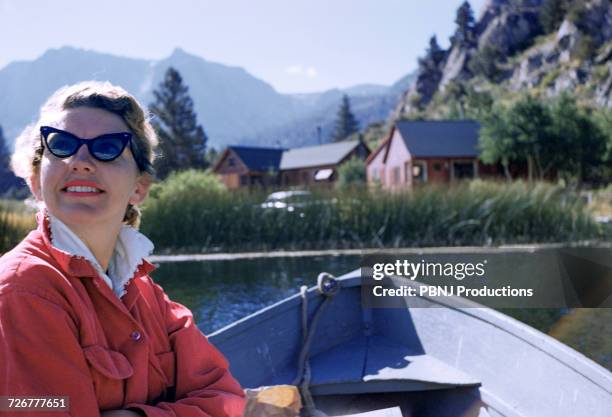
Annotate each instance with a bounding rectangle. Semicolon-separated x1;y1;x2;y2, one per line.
11;81;158;228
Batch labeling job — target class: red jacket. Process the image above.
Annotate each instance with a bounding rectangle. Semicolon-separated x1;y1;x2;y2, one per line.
0;214;246;417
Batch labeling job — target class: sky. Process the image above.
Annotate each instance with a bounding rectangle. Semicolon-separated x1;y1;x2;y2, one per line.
0;0;487;94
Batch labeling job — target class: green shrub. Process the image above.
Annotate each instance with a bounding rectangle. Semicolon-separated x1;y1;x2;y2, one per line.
468;45;502;81
336;158;367;189
574;35;596;61
541;68;561;87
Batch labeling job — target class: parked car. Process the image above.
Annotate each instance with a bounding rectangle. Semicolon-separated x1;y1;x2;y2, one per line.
260;190;313;212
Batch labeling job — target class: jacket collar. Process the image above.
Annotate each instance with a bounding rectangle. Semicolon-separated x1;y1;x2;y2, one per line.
36;210;156;290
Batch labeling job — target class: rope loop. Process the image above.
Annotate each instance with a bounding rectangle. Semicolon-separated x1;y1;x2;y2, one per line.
292;273;339;417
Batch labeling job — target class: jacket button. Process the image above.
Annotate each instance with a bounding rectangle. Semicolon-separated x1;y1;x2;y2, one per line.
130;331;142;341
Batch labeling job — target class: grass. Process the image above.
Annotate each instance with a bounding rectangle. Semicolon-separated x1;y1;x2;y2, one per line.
1;174;607;255
0;199;36;253
140;172;607;253
589;186;612;218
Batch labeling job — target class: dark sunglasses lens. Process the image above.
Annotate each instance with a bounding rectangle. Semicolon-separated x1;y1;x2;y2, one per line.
46;132;79;157
90;136;126;160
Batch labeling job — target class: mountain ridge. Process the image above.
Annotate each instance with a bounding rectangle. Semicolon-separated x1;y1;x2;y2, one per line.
0;46;414;150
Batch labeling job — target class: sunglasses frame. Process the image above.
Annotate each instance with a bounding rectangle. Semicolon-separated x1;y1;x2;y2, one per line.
40;126;133;163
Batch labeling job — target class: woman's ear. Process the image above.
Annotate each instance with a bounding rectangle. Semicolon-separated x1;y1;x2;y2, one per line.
129;175;152;206
29;171;43;201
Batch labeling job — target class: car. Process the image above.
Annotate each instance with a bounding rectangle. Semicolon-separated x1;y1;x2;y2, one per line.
260;190;313;212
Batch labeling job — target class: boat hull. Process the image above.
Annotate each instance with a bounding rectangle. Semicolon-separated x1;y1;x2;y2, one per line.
210;269;612;417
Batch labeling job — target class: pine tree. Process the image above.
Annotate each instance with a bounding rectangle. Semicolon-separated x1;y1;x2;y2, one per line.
331;95;359;142
452;1;476;48
428;35;441;54
418;35;446;71
149;67;208;179
540;0;568;34
0;126;22;196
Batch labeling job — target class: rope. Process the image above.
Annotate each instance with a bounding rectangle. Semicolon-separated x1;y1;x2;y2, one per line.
292;273;339;417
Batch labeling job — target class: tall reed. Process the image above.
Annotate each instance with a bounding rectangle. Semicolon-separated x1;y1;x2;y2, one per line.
140;172;605;253
0;199;36;254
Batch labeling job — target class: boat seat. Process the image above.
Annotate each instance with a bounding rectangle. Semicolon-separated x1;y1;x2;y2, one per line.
304;334;481;396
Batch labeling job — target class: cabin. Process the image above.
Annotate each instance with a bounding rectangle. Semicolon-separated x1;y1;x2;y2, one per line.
213;146;284;189
279;139;370;187
366;120;499;190
214;140;370;189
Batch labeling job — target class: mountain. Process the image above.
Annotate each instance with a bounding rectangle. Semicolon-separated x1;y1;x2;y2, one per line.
395;0;611;118
246;89;404;148
0;47;415;149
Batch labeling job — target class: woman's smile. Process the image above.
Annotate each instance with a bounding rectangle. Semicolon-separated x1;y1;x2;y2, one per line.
61;180;106;196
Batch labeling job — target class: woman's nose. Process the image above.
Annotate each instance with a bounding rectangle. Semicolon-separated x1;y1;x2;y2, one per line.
69;143;96;172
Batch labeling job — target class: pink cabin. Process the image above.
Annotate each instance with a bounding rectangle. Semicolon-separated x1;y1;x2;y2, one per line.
366;120;498;190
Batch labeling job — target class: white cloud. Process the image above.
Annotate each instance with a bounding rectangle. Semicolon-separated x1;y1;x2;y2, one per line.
305;66;318;78
286;65;303;74
285;64;318;78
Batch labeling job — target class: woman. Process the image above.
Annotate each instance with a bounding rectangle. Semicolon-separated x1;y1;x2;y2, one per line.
0;82;246;417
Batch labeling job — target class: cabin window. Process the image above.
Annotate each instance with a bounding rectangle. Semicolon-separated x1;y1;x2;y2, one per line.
452;161;475;180
372;168;380;181
314;169;334;181
433;162;442;172
240;175;248;185
228;157;236;167
412;161;427;182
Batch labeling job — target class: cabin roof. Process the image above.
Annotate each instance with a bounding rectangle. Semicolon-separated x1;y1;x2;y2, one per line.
228;146;285;172
280;140;362;170
396;120;480;158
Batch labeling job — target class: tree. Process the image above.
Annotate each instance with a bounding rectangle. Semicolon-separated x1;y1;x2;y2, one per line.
540;0;568;34
418;35;446;71
468;45;503;81
479;108;518;180
412;35;448;110
479;94;608;185
336;157;366;189
445;81;468;119
205;147;220;168
479;95;555;181
593;108;612;163
0;126;22;196
149;67;208;179
331;95;359;142
452;1;476;48
505;95;556;181
550;94;608;185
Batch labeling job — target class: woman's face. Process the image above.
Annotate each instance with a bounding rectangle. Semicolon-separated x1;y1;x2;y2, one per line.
31;106;150;230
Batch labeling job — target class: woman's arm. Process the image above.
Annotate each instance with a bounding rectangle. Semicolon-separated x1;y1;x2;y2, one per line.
124;280;246;417
0;289;101;417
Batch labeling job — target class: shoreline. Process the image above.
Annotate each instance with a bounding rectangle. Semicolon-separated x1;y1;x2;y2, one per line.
149;241;611;263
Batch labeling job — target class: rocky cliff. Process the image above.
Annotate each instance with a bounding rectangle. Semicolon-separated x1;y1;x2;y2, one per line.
395;0;611;119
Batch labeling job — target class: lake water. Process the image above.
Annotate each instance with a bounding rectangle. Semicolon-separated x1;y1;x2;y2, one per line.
150;253;610;370
151;255;361;333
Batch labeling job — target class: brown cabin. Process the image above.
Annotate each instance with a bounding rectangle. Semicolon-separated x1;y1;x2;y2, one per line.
214;140;370;189
279;140;370;187
213;146;284;189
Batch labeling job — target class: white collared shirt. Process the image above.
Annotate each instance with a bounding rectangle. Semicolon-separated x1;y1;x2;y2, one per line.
48;212;154;298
